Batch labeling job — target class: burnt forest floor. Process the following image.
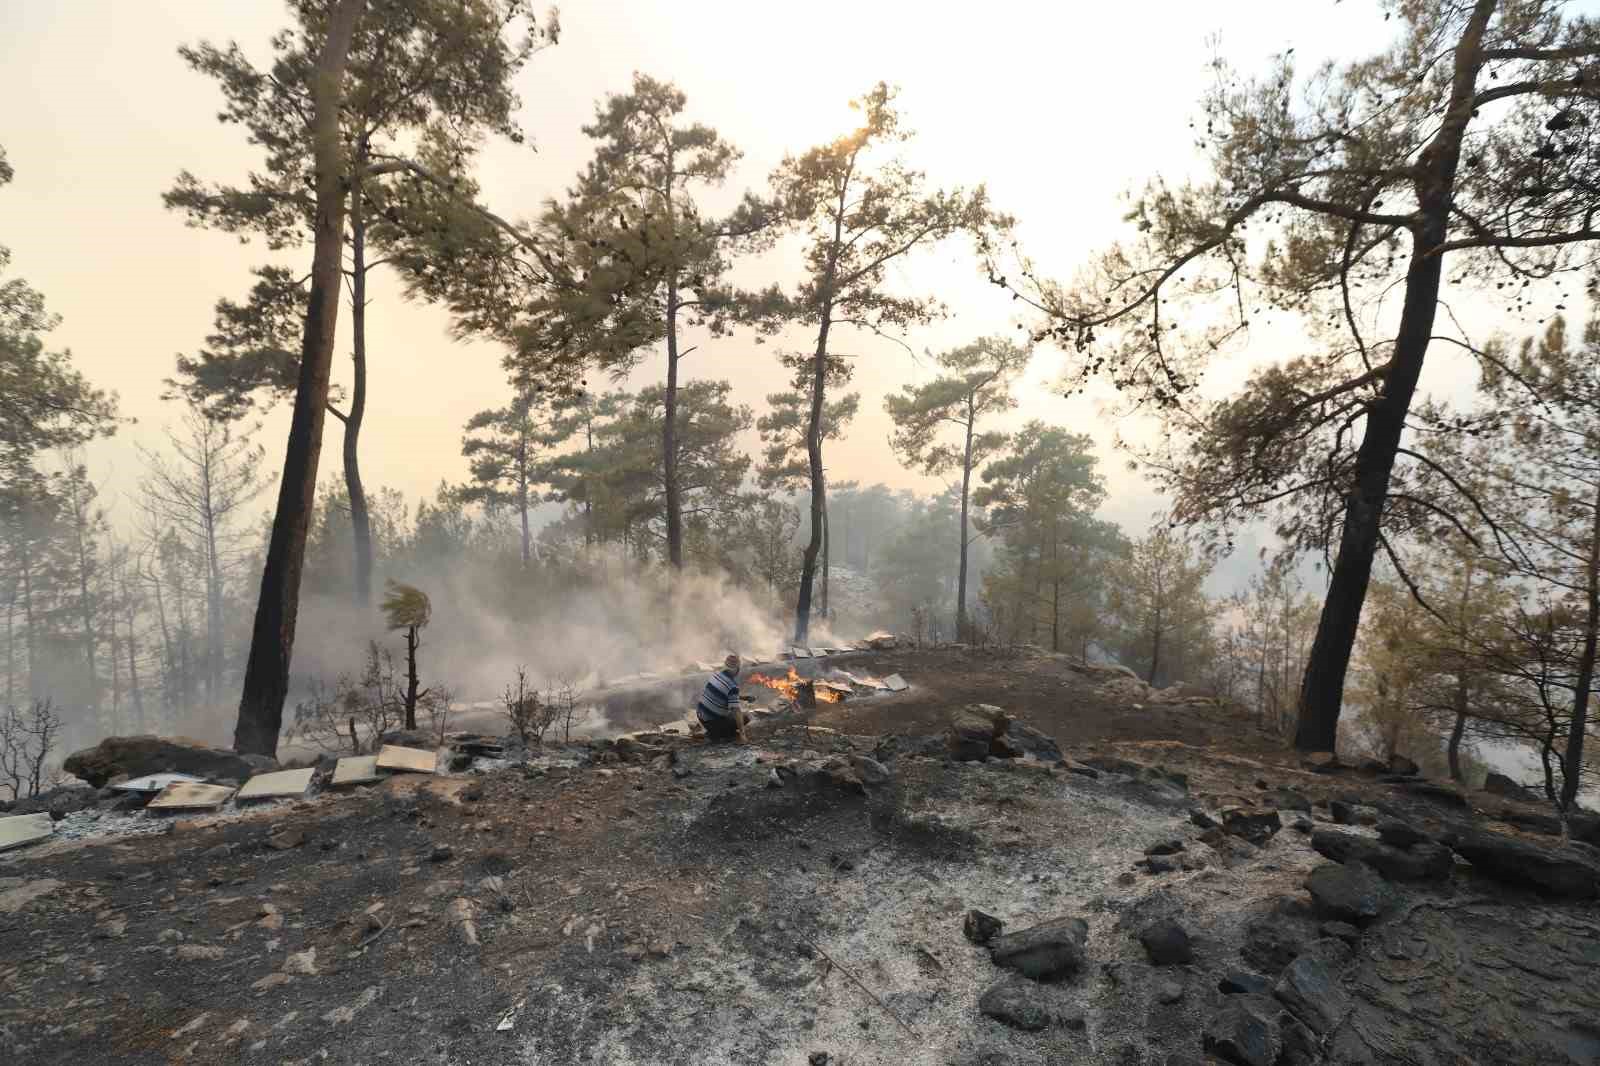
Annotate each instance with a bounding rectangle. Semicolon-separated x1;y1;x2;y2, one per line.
2;646;1598;1066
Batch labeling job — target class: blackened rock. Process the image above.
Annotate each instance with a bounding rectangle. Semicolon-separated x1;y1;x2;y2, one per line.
989;735;1024;760
1006;722;1062;763
1318;920;1361;946
1398;780;1469;809
1144;839;1185;856
62;735;273;789
1483;771;1530;798
1138;919;1193;966
1241;912;1312;973
963;908;1005;945
1280;1015;1323;1066
1451;829;1600;899
1387;753;1420;777
988;916;1089;979
1264;789;1312;813
1203;994;1283;1066
1311;828;1451;883
1140;855;1181;875
1219;970;1271;995
1273;955;1348;1035
1190;807;1220;830
1304;861;1390;924
872;735;944;763
977;979;1082;1031
1222;807;1282;847
1375;819;1432;849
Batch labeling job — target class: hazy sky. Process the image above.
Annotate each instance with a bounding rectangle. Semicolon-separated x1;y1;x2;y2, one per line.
1;1;1427;559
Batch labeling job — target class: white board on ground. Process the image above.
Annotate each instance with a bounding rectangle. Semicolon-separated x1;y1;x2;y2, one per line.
331;755;381;787
376;745;438;774
884;674;909;692
111;772;204;794
147;782;236;811
235;767;316;802
790;646;812;659
0;813;53;852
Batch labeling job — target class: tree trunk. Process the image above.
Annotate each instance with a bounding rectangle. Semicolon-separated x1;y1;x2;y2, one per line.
404;624;420;730
233;0;364;757
821;491;830;621
794;310;832;645
662;294;683;570
1149;607;1162;686
346;172;374;606
1447;556;1477;783
69;477;99;711
1560;468;1600;810
956;401;975;640
1295;0;1490;753
518;428;531;567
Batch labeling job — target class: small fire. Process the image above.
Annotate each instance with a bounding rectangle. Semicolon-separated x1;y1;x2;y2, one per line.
747;668;846;704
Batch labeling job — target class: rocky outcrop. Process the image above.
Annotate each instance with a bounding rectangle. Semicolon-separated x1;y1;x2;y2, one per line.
1310;828;1453;883
62;735;274;788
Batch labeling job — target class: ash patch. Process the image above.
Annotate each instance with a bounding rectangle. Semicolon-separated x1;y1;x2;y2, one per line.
691;782;870;845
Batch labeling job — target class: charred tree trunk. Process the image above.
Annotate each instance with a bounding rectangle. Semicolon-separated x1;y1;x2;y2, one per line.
345;169;374;606
821;491;830;621
233;0;364;757
403;623;420;731
1295;0;1490;753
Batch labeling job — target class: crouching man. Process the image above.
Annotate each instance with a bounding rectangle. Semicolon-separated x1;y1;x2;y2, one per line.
696;653;748;743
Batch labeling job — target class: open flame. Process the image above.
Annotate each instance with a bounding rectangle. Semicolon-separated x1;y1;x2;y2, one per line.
747;667;846;703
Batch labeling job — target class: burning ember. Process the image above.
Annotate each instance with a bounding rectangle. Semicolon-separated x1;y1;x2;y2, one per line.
747;668;847;704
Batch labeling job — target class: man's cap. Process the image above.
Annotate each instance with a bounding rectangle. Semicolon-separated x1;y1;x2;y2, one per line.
724;653;741;670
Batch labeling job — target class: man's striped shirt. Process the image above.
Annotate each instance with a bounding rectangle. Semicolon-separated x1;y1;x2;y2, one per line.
697;668;740;721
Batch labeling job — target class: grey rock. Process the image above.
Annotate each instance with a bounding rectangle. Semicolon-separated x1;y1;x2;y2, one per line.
1203;994;1283;1066
1222;807;1282;847
1006;722;1062;763
849;756;891;787
1264;789;1312;813
1330;799;1380;826
1273;955;1348;1035
1375;819;1432;849
1219;970;1270;995
1289;815;1314;835
963;908;1005;945
1318;920;1361;946
1451;829;1600;899
1138;919;1193;966
988;916;1089;979
1241;911;1312;973
1189;807;1220;830
1155;978;1185;1004
948;708;1000;762
978;979;1083;1031
1304;861;1390;924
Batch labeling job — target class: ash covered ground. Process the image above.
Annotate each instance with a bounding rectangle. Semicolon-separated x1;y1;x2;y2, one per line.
2;647;1599;1066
